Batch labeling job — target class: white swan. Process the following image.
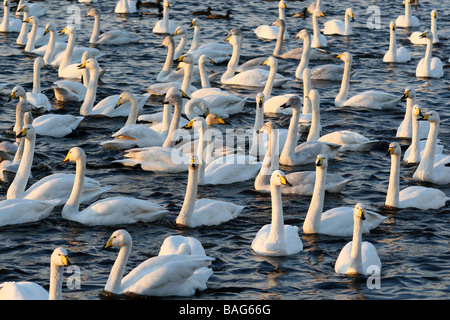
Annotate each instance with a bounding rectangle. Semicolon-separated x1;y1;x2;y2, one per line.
176;157;244;227
251;170;303;256
413;111;450;185
254;122;350;195
115;0;137;14
311;9;327;48
396;87;429;139
221;34;289;88
415;31;443;78
279;95;340;166
0;248;70;300
25;57;51;112
112;88;191;173
409;10;439;44
100;229;214;297
0;0;21;32
156;36;184;82
303;156;385;237
294;29;347;82
334;203;382;275
101;92;166;150
323;8;354;35
386;142;448;209
87;8;141;45
396;0;420;28
383;21;411;63
62;147;168;226
15;0;45;17
335;52;402;109
23;15;47;53
35;22;67;66
152;0;176;34
253;0;289;40
6;124;110;206
79;58;150;117
403;105;442;164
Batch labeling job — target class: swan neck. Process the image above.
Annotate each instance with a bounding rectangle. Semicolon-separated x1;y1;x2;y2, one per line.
424;37;433;68
199;59;211;88
60;32;75;72
336;58;351;106
386;153;400;207
90;14;100;43
16;11;30;45
49;262;64;300
189;26;200;52
24;22;37;52
124;97;139;127
272;22;284;57
255;129;279;190
295;34;311;79
174;31;186;59
267;183;286;252
409;115;420;163
43;30;56;65
162;99;182;147
160;103;173;136
347;218;364;274
181;62;193;95
162;5;169;32
280;105;300;162
303;165;326;233
62;155;86;217
6;131;35;199
306;99;320;141
162;39;175;72
32;60;41;95
415;121;438;180
222;38;240;82
262;61;277;100
80;65;100;116
105;243;132;294
388;28;397;59
176;167;199;226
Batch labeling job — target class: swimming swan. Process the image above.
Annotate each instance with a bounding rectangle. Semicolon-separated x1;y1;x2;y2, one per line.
152;0;176;34
334;203;382;275
386;142;448;209
311;9;327;48
251;170;303;256
303;155;385;237
0;248;70;300
396;0;420;28
25;57;51;112
115;0;137;14
253;0;289;40
335;52;401;109
0;0;21;33
415;30;443;78
413;111;450;185
383;21;411;63
176;157;245;227
396;87;429;139
100;229;214;297
409;10;439;44
323;7;354;36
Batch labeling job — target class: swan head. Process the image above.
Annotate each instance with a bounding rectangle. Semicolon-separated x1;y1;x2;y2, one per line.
17;3;28;13
3;1;9;8
315;154;328;168
294;29;310;40
159;36;174;48
86;8;99;17
9;85;26;101
51;247;71;267
431;10;437;19
163;87;190;105
226;28;242;38
24;15;39;25
279;0;286;9
77;57;99;70
183;116;207;130
177;53;194;65
313;9;325;17
115;92;135;109
225;34;239;46
305;89;319;108
173;26;186;36
280;95;302;110
353;203;366;221
262;56;277;68
412;104;423;119
191;18;198;27
100;230;132;251
271;170;292;187
387;142;401;157
389;20;396;31
62;147;86;164
198;54;216;66
258;121;276;135
16;124;35;139
418;30;433;39
256;92;265;109
336;52;352;63
44;22;56;35
418;110;439;123
346;8;354;21
163;0;170;8
206;114;226;126
401;87;416;101
60;26;75;36
271;19;285;28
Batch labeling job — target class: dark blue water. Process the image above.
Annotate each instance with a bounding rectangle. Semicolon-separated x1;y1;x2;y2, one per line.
0;0;448;300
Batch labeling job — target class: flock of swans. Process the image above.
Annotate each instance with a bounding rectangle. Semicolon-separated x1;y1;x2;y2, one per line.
0;0;448;300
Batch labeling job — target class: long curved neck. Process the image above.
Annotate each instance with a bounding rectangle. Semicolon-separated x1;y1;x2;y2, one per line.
303;165;326;233
401;97;414;138
181;63;193;94
405;2;411;22
1;3;8;30
295;34;311;79
262;62;278;100
161;40;175;73
344;12;351;34
174;31;186;59
62;155;86;217
423;36;433;73
189;25;200;52
32;61;41;95
415;120;438;180
335;58;351;107
60;32;75;73
347;218;363;274
90;14;100;43
176;167;199;226
278;4;285;20
162;5;169;33
80;65;100;116
431;16;437;42
16;11;30;44
266;181;286;254
255;129;278;190
280;105;300;163
6;132;35;199
49;263;64;300
199;59;211;88
388;27;397;60
124;97;139;127
162;100;182;147
312;14;320;46
302;69;312;114
386;154;400;207
221;38;240;82
272;22;285;57
105;243;132;294
43;30;56;65
409;114;421;163
24;22;37;52
160;103;172;137
306;98;320;141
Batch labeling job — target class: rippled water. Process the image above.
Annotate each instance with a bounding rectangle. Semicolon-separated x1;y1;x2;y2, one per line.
0;0;449;301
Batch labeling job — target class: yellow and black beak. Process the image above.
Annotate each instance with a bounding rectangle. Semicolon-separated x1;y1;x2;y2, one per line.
183;120;194;129
386;146;395;157
357;208;366;220
401;90;409;101
315;157;324;167
418;113;429;121
60;254;71;266
181;90;191;100
419;32;427;39
115;97;123;109
59;27;67;36
77;61;87;69
99;237;113;252
8;92;16;102
16;127;27;139
280;175;292;186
